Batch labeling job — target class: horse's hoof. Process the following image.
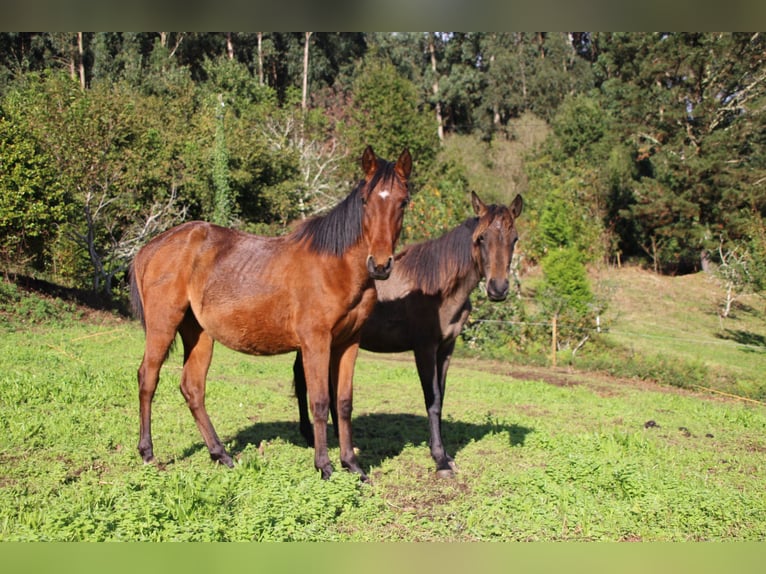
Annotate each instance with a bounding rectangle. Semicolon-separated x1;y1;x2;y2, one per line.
341;459;367;481
319;466;334;480
219;457;235;468
436;468;455;479
211;450;234;468
448;460;459;472
354;468;370;482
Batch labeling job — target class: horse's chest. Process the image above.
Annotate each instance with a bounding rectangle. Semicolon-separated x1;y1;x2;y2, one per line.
332;286;377;341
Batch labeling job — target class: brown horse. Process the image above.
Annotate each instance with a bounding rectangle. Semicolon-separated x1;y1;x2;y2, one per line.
294;191;522;477
130;146;412;480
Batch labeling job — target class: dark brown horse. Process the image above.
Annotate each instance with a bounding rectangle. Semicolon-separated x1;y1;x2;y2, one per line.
294;191;522;477
130;146;412;480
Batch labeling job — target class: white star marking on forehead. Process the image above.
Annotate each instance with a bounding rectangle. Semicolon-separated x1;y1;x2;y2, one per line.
378;189;391;200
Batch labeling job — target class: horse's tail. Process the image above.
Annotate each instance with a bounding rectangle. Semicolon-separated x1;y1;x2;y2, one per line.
128;264;145;331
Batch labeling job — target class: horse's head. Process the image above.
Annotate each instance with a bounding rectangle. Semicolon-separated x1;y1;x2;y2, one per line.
471;191;523;301
359;146;412;280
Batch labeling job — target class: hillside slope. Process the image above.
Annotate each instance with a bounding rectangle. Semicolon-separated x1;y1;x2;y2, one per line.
594;265;766;399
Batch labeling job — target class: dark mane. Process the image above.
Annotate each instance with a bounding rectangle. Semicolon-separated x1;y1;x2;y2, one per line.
291;161;401;257
396;217;479;295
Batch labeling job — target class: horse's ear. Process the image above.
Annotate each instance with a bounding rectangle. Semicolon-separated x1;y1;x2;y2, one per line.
510;193;523;218
362;146;378;179
395;148;412;180
471;191;487;216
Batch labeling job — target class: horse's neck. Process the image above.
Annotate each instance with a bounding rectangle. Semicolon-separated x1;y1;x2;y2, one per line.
441;263;482;314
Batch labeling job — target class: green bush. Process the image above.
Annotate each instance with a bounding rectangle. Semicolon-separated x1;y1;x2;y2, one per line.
536;247;599;354
0;280;82;330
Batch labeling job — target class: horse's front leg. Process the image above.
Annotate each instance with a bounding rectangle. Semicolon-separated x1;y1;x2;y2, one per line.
435;340;458;473
415;343;455;478
300;339;334;479
333;342;367;481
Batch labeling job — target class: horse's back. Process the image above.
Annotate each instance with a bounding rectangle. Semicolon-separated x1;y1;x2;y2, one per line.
134;221;220;276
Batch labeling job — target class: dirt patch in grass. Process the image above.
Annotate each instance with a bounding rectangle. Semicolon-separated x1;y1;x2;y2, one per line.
366;350;746;408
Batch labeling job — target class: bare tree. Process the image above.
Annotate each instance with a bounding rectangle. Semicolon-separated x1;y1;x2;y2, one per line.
711;240;753;320
70;178;187;295
261;110;345;218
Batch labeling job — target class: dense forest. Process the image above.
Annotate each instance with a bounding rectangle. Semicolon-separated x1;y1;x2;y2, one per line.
1;32;765;312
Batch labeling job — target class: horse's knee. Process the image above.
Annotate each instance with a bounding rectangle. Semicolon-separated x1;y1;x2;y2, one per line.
337;397;353;420
311;398;330;422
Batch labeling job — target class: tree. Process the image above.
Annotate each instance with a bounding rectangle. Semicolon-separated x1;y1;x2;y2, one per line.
3;73;191;293
593;33;766;273
342;57;439;181
0;114;70;271
711;214;766;318
537;247;599;357
211;94;234;226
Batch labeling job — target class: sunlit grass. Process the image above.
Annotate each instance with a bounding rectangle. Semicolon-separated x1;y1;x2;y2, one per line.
2;321;765;541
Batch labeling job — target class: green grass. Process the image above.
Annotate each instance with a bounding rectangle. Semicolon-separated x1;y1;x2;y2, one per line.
2;320;765;541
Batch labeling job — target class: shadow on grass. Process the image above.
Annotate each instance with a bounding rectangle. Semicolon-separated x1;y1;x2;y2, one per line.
181;413;533;473
716;328;766;354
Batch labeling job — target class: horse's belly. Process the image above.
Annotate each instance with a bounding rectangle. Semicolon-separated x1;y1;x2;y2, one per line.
197;298;300;356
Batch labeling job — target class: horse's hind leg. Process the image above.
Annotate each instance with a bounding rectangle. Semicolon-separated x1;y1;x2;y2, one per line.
293;351;314;446
137;328;177;464
178;313;233;467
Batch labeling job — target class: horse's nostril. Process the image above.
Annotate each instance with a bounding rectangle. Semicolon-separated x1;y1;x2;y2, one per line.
487;278;510;300
367;255;394;279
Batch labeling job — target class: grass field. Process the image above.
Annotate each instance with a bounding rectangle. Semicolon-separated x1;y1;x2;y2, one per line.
1;307;765;541
594;265;766;398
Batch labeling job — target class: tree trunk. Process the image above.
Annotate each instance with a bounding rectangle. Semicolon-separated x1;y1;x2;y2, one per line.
490;53;500;127
77;32;85;91
257;32;264;85
515;33;528;104
302;32;312;112
226;32;234;60
428;33;445;142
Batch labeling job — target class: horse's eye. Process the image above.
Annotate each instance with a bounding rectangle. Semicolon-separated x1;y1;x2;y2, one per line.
401;198;409;209
477;234;485;244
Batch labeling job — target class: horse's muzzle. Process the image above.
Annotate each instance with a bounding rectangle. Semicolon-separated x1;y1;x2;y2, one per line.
367;255;394;280
486;278;510;301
